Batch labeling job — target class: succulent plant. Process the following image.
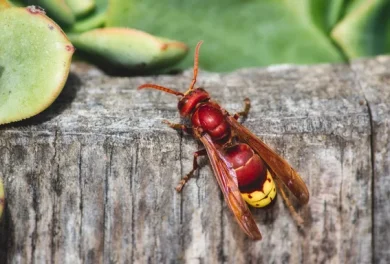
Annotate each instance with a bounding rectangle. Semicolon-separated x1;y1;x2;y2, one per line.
70;28;188;75
1;1;189;124
66;0;95;18
6;0;388;73
9;0;189;73
0;6;74;124
22;0;75;26
331;0;390;58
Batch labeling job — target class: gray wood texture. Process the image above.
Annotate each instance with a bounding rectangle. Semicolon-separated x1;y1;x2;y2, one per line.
0;56;388;263
351;57;390;264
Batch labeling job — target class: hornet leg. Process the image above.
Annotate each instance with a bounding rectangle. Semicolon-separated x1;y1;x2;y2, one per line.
234;98;251;119
162;120;193;134
274;176;305;228
176;149;207;192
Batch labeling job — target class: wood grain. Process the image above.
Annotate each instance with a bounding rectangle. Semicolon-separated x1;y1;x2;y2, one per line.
0;59;382;263
351;56;390;264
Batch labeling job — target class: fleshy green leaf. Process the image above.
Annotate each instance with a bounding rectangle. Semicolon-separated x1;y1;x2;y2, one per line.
70;27;188;74
66;0;95;18
69;12;106;33
68;0;108;33
331;0;390;58
293;0;347;33
0;6;74;124
26;0;75;27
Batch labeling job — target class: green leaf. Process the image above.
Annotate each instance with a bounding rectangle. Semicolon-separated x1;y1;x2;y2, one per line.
0;6;74;124
292;0;347;33
68;12;106;33
331;0;390;58
66;0;95;18
66;0;95;17
26;0;75;27
70;27;188;74
67;0;108;33
106;0;344;72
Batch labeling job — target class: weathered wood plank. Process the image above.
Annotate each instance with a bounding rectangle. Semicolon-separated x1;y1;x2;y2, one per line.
0;60;376;263
351;57;390;264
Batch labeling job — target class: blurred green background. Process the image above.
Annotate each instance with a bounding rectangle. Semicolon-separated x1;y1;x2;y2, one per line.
8;0;390;72
107;0;348;71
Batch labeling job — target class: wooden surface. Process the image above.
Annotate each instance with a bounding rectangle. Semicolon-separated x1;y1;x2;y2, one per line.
351;57;390;264
0;56;389;263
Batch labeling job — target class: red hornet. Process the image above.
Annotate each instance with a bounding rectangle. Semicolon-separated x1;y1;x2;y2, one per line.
138;41;309;240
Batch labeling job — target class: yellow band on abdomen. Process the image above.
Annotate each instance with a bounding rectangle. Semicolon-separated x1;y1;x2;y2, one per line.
241;170;277;208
